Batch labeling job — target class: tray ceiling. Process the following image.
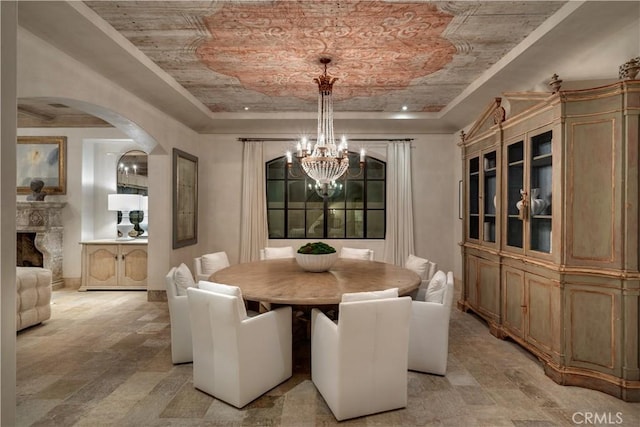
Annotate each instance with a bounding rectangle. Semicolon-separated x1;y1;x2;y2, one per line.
83;1;566;114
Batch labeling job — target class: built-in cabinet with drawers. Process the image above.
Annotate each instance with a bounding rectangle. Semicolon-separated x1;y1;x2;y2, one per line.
460;80;640;401
80;239;148;290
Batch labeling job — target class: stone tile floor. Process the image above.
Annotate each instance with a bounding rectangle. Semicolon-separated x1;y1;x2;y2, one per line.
16;289;640;426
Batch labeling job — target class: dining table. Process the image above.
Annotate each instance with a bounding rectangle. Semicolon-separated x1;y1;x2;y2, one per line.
210;257;421;306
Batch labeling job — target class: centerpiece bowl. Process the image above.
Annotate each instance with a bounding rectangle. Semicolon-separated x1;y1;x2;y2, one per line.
295;242;339;273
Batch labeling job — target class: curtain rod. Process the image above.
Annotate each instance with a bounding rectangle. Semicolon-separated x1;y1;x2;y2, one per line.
237;137;413;142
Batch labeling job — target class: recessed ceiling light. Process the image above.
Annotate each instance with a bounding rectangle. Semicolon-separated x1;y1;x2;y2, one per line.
401;105;408;111
244;106;249;111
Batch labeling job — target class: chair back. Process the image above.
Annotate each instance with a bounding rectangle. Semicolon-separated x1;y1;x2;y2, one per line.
337;296;411;416
188;288;242;397
407;271;455;375
187;287;292;408
165;266;193;364
194;251;230;281
165;267;179;300
260;246;295;260
339;247;374;261
426;261;437;281
338;295;411;364
443;272;455;309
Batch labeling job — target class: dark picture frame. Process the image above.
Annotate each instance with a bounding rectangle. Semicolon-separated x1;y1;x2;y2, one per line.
172;148;198;248
17;136;67;195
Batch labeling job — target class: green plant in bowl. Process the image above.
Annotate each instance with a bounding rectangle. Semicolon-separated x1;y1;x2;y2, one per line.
296;242;339;272
297;242;336;255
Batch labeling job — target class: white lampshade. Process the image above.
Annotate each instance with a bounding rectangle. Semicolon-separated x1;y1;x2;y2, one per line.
141;195;148;211
108;194;142;212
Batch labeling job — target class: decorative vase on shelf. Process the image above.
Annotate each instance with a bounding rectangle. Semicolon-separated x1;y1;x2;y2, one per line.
516;189;526;219
619;57;640;80
530;188;548;215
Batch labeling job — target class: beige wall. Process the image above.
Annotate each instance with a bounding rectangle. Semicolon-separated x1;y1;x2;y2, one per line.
1;3;18;424
16;128;136;281
198;133;461;276
16;28;208;292
15;27;465;295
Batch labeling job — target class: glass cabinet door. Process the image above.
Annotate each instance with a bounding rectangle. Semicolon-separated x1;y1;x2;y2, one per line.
504;131;553;255
468;157;480;240
506;141;524;248
482;151;497;243
529;130;552;253
468;150;498;244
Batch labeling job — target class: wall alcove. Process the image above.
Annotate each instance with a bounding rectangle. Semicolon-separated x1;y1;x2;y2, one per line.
116;149;148;238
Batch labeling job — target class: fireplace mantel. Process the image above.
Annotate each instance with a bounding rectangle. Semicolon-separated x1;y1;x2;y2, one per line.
16;201;66;287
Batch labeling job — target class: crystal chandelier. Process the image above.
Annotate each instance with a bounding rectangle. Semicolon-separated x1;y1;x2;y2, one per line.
287;58;364;196
308;180;343;198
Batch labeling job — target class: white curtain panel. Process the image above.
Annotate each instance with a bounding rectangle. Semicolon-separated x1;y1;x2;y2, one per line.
383;141;415;265
239;141;268;262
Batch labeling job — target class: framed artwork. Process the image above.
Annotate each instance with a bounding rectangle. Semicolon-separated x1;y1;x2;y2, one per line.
173;148;198;248
17;136;67;195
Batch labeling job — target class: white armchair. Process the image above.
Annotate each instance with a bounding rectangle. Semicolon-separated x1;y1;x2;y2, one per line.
187;286;292;408
404;254;437;300
165;266;194;364
259;246;295;260
311;296;412;421
194;251;230;281
339;247;374;261
408;271;455;375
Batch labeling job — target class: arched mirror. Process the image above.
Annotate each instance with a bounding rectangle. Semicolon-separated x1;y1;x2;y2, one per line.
116;150;148;237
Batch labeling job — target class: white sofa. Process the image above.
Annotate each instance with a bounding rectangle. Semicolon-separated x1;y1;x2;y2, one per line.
16;267;52;331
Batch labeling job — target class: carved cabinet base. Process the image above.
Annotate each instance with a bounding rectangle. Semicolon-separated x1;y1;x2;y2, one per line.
80;239;147;290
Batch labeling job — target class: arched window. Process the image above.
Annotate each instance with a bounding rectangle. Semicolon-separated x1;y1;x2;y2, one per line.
266;152;386;239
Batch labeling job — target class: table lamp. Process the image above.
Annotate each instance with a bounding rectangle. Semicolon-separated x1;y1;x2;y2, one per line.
108;194;142;240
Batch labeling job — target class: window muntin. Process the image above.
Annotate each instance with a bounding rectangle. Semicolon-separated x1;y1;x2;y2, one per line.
266;152;386;239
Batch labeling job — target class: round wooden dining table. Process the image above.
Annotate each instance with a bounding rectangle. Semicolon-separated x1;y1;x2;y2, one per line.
211;258;421;305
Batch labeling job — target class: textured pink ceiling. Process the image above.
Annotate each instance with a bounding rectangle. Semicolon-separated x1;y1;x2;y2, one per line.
196;1;456;103
85;1;566;113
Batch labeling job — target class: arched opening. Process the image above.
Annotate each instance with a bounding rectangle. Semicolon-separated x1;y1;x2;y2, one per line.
16;97;160;280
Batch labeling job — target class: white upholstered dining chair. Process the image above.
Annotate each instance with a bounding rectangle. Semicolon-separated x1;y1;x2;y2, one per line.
165;265;195;364
259;246;295;260
404;254;437;300
193;251;230;281
339;247;374;261
311;295;412;421
187;284;292;408
408;271;455;375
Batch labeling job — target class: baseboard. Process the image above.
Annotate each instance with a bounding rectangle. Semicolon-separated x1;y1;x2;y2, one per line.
147;290;167;302
61;277;81;290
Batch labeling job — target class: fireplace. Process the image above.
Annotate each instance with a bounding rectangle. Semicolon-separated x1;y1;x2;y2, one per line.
16;201;66;287
17;232;43;267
